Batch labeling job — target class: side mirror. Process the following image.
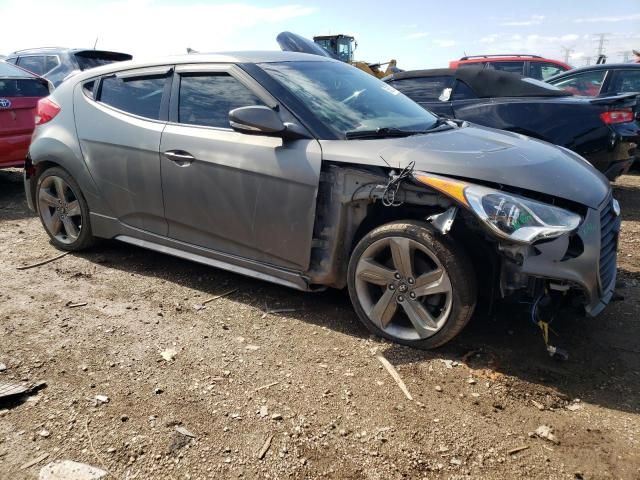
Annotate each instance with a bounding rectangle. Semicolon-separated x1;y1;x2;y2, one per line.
229;106;285;136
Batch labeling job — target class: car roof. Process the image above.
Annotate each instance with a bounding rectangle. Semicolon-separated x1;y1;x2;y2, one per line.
0;61;39;79
8;47;130;56
546;63;640;81
65;51;337;83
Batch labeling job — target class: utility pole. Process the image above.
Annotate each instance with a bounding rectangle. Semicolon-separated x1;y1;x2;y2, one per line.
560;46;574;64
584;56;592;66
593;33;609;57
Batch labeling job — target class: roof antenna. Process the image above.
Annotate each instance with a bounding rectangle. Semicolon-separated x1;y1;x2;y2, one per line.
93;36;99;50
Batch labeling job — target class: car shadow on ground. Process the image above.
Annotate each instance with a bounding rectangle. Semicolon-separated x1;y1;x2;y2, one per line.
72;239;640;416
0;169;33;221
613;171;640;221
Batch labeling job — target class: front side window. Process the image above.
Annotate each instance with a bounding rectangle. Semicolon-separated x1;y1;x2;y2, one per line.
178;73;264;128
389;76;455;103
610;70;640;94
17;56;46;75
98;74;166;119
549;70;606;96
260;61;439;136
536;62;567;80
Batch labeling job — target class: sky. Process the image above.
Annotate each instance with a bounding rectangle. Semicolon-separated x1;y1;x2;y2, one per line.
1;0;639;70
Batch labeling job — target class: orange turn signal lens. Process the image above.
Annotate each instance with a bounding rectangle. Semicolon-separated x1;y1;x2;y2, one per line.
413;174;470;207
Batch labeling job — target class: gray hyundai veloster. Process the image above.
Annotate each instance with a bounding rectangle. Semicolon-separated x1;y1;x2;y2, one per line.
24;51;620;350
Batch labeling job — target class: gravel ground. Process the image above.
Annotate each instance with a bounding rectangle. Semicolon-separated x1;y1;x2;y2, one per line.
0;168;639;480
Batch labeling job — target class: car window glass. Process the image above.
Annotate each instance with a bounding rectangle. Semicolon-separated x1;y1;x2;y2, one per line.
389;76;455;103
486;61;525;75
178;73;265;128
610;70;640;94
451;80;477;100
17;56;46;75
0;79;49;97
538;62;567;80
45;56;59;72
550;70;606;96
99;74;166;119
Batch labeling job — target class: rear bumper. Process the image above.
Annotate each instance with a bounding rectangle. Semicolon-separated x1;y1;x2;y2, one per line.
0;133;30;168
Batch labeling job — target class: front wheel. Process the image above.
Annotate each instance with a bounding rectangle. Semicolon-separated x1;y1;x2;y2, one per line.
347;220;476;349
36;166;95;251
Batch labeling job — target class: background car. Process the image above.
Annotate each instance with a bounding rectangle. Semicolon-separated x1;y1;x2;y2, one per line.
547;63;640;97
384;67;639;180
0;61;51;169
5;47;132;86
23;52;619;351
449;54;571;80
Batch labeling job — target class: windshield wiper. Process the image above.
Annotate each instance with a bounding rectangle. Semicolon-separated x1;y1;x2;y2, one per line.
345;120;456;140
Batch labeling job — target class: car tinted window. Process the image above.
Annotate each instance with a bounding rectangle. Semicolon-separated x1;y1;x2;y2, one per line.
99;74;166;119
389;76;455;103
549;70;606;96
487;61;525;75
17;56;46;75
0;78;49;97
534;62;567;80
610;69;640;94
178;73;264;128
451;80;477;100
45;56;60;72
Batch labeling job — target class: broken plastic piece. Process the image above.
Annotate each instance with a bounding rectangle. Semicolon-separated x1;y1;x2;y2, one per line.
427;206;458;234
547;345;569;361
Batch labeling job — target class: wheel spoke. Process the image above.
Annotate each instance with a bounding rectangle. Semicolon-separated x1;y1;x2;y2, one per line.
53;177;66;202
369;288;397;329
66;200;81;217
39;189;58;207
413;269;448;297
356;258;396;286
48;212;63;235
389;238;413;278
62;217;79;239
401;300;438;338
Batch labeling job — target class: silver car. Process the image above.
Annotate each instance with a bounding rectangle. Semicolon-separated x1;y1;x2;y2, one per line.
24;52;620;350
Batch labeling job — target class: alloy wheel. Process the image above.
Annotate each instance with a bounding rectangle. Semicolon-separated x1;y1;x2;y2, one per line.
38;175;83;245
354;236;453;341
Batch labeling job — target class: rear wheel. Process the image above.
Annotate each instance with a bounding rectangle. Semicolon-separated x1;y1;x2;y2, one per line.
36;167;95;251
347;221;476;349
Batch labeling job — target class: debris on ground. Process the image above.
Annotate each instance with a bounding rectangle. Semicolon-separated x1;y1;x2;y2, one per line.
16;251;69;271
160;348;177;362
257;434;274;460
94;395;109;405
19;452;50;470
0;381;28;401
533;425;560;444
508;445;530;455
66;301;88;308
175;426;196;438
0;363;7;372
39;460;107;480
375;354;413;401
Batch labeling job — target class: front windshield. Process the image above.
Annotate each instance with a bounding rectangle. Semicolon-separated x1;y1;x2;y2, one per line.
259;61;439;137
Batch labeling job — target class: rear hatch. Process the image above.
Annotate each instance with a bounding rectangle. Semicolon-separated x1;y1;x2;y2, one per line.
0;76;50;137
73;50;132;71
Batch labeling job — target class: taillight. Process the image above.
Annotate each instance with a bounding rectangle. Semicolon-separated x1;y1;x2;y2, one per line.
600;109;634;125
35;97;61;125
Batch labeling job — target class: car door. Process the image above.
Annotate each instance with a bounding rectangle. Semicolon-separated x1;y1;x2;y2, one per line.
386;76;456;117
74;66;172;235
159;64;322;271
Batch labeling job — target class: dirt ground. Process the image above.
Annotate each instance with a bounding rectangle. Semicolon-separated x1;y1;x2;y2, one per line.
0;167;639;480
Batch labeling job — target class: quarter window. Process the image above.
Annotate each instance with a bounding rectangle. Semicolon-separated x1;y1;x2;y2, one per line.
610;70;640;94
550;70;606;96
98;74;166;120
178;73;264;128
17;56;47;75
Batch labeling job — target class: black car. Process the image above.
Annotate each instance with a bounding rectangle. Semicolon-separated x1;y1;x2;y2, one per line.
5;48;132;87
547;63;640;97
383;68;639;180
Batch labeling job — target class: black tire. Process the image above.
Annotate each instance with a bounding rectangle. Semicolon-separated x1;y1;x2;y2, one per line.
347;220;476;349
36;166;95;251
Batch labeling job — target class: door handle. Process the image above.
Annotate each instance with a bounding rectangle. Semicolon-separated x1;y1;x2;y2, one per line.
164;150;195;166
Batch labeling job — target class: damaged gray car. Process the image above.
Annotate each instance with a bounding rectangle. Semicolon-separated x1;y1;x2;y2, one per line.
24;52;621;351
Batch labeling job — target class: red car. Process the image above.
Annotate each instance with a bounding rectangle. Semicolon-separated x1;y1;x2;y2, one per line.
0;62;51;169
449;54;571;80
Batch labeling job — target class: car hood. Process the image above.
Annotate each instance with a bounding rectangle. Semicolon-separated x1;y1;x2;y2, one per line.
319;124;610;209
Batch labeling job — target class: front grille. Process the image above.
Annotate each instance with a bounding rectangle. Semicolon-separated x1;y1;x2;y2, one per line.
599;197;618;291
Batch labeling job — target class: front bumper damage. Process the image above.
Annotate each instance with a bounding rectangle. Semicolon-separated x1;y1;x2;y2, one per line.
499;194;621;316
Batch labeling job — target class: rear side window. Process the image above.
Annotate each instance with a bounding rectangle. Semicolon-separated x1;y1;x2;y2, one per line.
486;61;525;75
17;56;46;75
532;62;567;80
388;76;454;103
178;73;264;128
0;79;49;97
98;75;166;119
550;70;606;96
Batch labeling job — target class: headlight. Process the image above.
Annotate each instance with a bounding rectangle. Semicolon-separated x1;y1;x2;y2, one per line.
413;173;581;243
